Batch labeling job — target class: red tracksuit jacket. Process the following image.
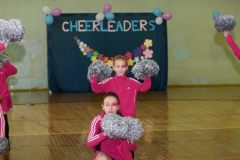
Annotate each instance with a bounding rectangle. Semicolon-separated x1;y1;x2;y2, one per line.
87;113;137;160
225;34;240;60
90;75;151;117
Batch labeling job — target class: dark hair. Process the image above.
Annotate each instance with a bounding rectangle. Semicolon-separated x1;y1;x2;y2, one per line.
102;92;120;104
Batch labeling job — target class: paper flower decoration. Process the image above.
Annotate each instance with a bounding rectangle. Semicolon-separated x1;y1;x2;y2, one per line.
134;57;140;63
85;46;91;52
87;52;92;58
144;39;153;48
103;57;109;63
127;58;134;66
73;36;155;68
91;56;97;62
143;49;153;58
133;47;142;57
125;52;132;59
93;51;99;57
74;36;78;40
140;44;146;51
110;57;115;61
98;54;104;60
107;60;113;67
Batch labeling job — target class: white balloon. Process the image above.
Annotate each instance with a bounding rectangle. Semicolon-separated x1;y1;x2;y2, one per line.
95;13;105;21
42;6;51;15
155;17;163;25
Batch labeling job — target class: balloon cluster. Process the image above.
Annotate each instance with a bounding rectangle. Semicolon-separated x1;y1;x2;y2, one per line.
153;8;173;25
101;113;144;141
0;52;10;68
0;137;9;154
87;60;113;82
42;6;62;25
131;59;160;80
95;4;115;21
215;15;236;33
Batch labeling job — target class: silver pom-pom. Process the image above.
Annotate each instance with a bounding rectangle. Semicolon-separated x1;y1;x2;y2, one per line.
101;113;143;141
0;137;9;154
87;60;113;82
124;117;144;141
215;15;236;33
0;52;10;68
0;19;25;43
131;59;160;80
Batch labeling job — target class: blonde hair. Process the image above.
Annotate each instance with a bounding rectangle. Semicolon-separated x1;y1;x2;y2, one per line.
113;55;127;66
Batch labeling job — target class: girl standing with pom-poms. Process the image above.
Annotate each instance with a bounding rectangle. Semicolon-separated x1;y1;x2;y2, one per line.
0;19;24;149
90;55;151;118
0;52;17;151
87;92;136;160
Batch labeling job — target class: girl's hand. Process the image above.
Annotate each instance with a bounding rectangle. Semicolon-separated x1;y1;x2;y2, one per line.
224;31;229;37
103;132;107;137
4;43;9;48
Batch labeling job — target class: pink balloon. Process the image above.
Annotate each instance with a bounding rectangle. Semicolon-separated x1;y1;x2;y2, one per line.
162;12;172;20
103;4;111;13
51;8;62;16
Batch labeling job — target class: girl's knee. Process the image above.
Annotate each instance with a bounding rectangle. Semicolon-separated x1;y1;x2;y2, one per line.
95;152;112;160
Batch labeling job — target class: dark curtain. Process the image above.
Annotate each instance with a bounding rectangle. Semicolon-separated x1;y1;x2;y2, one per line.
47;13;168;92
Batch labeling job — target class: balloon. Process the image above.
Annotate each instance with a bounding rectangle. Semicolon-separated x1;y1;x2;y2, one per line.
42;6;51;15
153;8;162;17
212;12;220;20
96;13;105;21
162;12;172;20
103;4;112;13
105;12;115;21
155;17;163;25
45;14;54;25
51;8;62;16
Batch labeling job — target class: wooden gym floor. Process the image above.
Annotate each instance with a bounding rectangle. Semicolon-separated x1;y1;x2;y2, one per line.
1;87;240;160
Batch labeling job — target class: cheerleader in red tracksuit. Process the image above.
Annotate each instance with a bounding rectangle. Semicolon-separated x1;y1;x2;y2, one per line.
90;55;151;118
87;92;137;160
224;31;240;60
0;59;17;141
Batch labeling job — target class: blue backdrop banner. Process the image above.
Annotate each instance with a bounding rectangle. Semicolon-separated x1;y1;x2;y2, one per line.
47;13;168;92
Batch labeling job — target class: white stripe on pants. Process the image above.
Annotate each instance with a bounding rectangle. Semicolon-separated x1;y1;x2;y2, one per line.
0;105;5;137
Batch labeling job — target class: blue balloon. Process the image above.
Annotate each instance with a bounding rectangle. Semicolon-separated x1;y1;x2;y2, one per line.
45;14;54;25
212;12;220;20
105;12;115;21
153;8;162;17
